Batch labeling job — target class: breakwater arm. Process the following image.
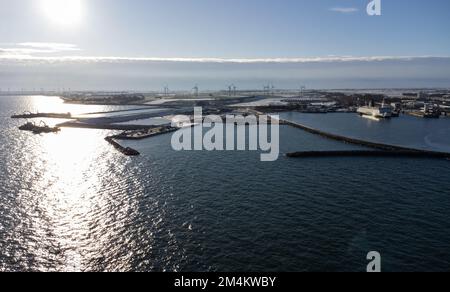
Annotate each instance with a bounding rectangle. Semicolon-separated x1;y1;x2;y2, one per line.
279;118;450;160
57;121;159;131
113;126;178;140
105;136;140;156
287;150;450;159
12;112;72;119
279;118;420;152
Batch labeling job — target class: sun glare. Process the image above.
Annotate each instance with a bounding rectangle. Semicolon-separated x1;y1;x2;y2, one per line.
41;0;83;26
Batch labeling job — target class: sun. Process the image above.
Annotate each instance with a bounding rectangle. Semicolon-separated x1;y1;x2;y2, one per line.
41;0;83;26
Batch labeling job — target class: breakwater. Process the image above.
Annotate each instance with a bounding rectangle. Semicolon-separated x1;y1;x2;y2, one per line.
104;136;140;156
279;118;450;160
104;126;179;156
11;112;72;119
57;121;158;131
279;118;419;151
113;126;178;140
287;150;450;159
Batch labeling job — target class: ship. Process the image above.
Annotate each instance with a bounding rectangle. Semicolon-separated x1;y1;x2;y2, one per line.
390;103;401;117
19;121;61;134
357;100;392;119
422;104;441;118
405;103;441;119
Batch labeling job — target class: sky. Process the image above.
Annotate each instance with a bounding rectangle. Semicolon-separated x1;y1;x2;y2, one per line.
0;0;450;90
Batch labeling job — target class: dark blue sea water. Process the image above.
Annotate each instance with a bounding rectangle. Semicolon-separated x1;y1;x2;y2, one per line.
1;96;450;272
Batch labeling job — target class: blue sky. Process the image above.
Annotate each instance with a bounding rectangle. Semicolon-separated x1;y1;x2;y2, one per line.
1;0;450;90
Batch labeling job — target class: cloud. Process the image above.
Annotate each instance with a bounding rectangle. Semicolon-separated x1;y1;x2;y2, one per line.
18;42;81;52
1;42;446;65
0;42;81;57
330;7;359;14
0;54;448;64
1;55;449;91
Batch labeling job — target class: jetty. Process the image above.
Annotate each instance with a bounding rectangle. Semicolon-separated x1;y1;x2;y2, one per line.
113;126;178;141
12;112;72;119
57;121;159;131
405;111;440;119
104;136;140;156
103;125;181;156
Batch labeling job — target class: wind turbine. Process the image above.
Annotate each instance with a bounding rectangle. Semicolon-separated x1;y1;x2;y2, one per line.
300;85;306;98
228;84;237;96
163;85;169;96
263;84;270;96
193;85;199;98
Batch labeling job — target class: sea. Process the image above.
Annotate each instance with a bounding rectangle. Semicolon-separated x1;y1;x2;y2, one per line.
1;95;450;272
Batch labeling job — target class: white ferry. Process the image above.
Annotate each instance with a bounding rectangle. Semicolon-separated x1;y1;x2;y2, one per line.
357;100;392;119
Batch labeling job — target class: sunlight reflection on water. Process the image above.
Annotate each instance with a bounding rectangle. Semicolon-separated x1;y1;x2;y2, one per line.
1;96;152;271
12;127;137;271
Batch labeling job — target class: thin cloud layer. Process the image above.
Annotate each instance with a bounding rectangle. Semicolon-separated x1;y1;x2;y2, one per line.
18;42;81;51
1;44;449;90
0;42;447;64
1;54;449;91
0;42;81;57
330;7;359;14
0;54;448;64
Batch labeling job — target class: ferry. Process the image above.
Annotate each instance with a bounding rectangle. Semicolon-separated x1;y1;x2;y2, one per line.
357;100;392;119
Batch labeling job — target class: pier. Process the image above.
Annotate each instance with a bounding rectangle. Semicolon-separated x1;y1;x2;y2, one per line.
113;126;178;140
405;111;441;119
57;121;159;131
12;112;72;119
